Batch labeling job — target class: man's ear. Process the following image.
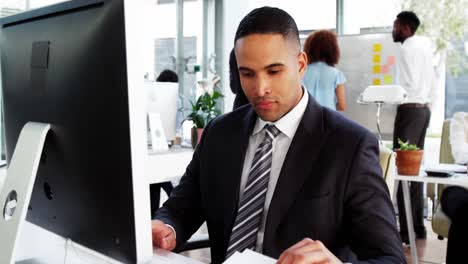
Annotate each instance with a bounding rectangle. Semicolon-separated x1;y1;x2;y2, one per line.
298;51;308;78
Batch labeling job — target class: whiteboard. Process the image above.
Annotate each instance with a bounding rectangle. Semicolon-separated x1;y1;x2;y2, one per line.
336;33;400;140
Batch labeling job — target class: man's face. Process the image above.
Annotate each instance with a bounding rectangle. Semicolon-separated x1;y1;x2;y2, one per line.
392;19;407;43
235;34;307;122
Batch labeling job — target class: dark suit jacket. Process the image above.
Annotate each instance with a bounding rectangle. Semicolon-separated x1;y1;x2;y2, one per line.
155;94;405;264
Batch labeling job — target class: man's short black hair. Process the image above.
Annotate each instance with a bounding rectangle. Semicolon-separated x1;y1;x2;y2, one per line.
234;6;300;49
397;11;420;34
156;69;178;83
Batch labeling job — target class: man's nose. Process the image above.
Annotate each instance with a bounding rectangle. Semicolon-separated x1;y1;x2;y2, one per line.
254;76;270;97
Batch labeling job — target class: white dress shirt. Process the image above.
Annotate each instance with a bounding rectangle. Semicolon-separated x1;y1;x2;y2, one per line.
396;35;435;104
238;87;308;252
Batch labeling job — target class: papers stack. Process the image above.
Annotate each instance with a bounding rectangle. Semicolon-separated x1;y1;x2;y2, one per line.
152;249;205;264
425;163;467;173
223;249;276;264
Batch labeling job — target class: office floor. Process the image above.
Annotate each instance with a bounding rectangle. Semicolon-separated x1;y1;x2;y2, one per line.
403;219;447;264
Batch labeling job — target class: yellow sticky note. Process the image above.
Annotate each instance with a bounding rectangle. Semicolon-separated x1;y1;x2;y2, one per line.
383;75;393;84
373;65;381;74
373;55;381;63
373;78;381;85
373;44;382;53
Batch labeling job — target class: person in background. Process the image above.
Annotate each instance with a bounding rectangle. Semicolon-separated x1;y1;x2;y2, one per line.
229;48;249;110
392;11;434;243
302;30;346;111
149;69;179;218
156;69;179;83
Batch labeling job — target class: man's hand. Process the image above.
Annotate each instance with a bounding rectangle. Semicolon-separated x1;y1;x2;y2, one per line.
277;238;343;264
152;220;176;251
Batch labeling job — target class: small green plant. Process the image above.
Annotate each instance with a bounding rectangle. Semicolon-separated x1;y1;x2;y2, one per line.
184;91;223;128
397;138;420;151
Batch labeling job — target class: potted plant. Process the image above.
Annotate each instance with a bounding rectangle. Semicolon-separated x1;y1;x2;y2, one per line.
395;138;424;175
184;90;223;148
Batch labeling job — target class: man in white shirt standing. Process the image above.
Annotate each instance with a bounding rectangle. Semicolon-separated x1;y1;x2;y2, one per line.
392;11;434;244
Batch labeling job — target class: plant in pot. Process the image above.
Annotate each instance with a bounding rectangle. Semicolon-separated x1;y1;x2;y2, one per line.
184;90;223;148
395;138;424;175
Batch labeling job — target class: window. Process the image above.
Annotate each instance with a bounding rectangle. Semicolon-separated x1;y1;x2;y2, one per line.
342;0;400;35
247;0;336;32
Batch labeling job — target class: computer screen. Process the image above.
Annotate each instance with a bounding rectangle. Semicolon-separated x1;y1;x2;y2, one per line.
145;81;178;142
0;0;152;263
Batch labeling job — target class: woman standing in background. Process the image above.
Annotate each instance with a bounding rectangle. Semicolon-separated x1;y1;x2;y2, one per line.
302;30;346;111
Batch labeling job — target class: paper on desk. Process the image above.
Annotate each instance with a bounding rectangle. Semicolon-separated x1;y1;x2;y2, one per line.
223;249;276;264
222;252;243;264
153;248;206;264
425;163;467;173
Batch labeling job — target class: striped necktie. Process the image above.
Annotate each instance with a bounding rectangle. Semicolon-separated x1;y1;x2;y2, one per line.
226;124;281;258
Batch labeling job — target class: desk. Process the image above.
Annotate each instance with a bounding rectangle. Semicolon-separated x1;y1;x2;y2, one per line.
395;172;468;264
12;221;203;263
146;147;193;184
0;148;197;264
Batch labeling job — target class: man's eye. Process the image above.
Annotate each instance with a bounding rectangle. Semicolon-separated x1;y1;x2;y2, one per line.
241;72;253;77
268;70;280;75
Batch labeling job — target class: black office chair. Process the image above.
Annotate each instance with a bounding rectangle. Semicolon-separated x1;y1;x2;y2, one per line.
174;233;210;253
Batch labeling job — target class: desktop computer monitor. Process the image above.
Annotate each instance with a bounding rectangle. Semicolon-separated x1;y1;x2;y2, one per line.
145;81;179;142
0;0;152;263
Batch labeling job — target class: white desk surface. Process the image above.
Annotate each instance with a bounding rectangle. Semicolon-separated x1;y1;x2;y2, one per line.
395;172;468;186
12;219;203;264
146;147;193;184
12;220;204;263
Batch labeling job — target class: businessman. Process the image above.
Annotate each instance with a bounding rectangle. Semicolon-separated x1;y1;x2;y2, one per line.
152;7;405;264
392;11;434;243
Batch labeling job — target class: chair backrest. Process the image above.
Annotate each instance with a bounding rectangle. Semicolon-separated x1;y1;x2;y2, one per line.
428;119;457;204
440;119;455;164
431;119;456;239
379;145;396;200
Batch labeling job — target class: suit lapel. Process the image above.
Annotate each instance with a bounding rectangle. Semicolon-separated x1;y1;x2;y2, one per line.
221;107;257;242
264;95;326;250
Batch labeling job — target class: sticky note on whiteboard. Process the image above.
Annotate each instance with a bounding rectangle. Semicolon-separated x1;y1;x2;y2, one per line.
373;44;382;52
373;78;381;85
382;65;390;74
373;55;381;63
387;55;396;65
383;75;393;84
373;65;381;74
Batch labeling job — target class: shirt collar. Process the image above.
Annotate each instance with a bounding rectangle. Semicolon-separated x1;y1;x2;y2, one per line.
402;35;416;46
252;86;309;139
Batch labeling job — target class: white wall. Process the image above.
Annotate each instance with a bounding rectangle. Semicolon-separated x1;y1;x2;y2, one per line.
221;0;252;112
343;0;400;34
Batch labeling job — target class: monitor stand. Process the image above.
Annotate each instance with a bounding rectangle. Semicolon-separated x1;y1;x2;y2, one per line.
0;122;50;264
